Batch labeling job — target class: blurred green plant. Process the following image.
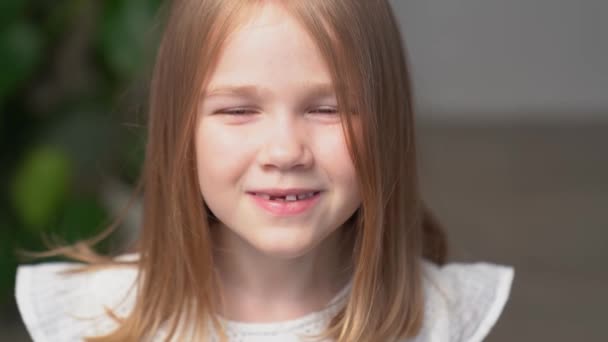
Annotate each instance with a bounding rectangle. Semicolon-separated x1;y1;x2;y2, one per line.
0;0;161;306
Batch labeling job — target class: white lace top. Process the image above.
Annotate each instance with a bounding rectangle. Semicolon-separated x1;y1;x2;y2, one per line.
15;256;513;342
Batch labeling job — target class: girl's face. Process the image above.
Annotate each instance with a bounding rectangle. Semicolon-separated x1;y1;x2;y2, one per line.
196;3;361;258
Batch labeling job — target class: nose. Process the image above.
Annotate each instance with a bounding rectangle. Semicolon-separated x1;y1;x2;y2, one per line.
257;115;313;171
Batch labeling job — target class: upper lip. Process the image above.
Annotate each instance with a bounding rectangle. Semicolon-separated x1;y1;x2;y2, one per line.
247;188;322;196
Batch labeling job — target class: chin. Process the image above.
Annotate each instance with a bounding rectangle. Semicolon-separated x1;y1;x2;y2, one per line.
249;229;321;259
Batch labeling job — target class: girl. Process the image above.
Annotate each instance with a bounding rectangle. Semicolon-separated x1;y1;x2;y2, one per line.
16;0;513;341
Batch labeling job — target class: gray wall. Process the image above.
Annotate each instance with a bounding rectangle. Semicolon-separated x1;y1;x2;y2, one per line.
391;0;608;119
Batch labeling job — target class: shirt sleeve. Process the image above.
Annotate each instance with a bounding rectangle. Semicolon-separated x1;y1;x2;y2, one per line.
419;261;514;342
15;262;138;342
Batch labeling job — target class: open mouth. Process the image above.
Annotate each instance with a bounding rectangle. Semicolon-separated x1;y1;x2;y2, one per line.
249;191;321;202
247;191;323;216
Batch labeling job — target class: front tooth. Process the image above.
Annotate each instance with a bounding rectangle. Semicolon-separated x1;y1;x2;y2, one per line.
285;195;298;201
298;192;316;200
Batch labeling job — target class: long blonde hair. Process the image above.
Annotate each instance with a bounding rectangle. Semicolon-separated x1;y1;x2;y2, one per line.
54;0;447;341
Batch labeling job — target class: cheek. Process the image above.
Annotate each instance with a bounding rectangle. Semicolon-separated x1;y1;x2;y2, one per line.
195;121;252;192
312;125;359;186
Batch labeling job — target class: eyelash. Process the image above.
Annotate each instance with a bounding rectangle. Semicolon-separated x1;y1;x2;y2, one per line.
217;107;338;115
219;108;256;115
310;107;338;115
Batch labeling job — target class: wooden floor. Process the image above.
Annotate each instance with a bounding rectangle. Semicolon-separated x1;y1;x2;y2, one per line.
3;121;607;341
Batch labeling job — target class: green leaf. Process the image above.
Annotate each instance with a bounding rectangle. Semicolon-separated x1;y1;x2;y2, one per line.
11;146;72;233
0;21;43;102
42;0;81;40
0;0;27;28
98;0;160;80
54;197;108;244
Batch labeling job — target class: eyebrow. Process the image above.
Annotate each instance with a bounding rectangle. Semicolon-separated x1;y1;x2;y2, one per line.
203;83;336;98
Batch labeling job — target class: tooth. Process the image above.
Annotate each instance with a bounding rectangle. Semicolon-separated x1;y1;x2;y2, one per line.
285;195;297;201
258;194;270;200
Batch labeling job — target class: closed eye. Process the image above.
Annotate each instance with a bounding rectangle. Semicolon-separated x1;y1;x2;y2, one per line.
216;108;258;115
309;107;338;114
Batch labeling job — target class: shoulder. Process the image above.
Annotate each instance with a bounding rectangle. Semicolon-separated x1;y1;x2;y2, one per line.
15;255;139;342
411;260;514;342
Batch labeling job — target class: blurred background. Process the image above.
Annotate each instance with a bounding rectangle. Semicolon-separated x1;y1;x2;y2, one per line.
1;0;606;341
1;0;159;339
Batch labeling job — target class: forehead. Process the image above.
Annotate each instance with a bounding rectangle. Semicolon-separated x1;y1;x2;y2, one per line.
207;2;333;88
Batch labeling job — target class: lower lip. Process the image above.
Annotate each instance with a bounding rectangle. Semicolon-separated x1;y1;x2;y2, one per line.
249;192;322;216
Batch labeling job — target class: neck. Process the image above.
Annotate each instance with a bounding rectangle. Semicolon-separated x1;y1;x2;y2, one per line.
212;224;353;322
